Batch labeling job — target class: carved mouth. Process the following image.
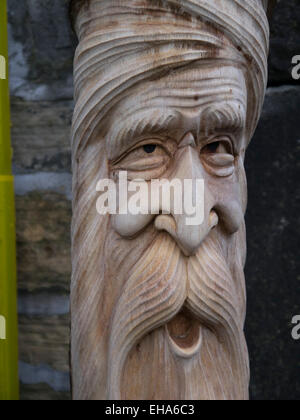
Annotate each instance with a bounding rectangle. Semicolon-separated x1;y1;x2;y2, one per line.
166;308;202;358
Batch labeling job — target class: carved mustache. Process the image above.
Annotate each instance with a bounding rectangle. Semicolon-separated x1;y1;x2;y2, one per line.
186;234;249;397
107;230;246;399
108;233;186;399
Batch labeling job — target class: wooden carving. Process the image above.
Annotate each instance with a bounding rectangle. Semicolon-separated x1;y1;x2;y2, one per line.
70;0;271;400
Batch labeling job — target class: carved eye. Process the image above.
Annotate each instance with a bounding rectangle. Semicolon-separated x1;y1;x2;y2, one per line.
143;144;157;154
201;140;233;155
200;138;235;177
112;140;173;180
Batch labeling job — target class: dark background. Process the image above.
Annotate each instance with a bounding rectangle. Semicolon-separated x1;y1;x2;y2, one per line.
7;0;300;400
245;1;300;400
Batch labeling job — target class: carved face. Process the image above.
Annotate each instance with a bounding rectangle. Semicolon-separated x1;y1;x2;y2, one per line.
104;63;249;400
71;61;250;401
109;64;247;246
71;0;269;401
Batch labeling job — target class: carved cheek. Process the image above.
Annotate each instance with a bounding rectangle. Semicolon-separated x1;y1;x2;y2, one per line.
111;183;155;237
207;175;244;234
112;213;154;237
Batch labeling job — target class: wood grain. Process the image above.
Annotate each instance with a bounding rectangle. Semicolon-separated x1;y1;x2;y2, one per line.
70;0;270;400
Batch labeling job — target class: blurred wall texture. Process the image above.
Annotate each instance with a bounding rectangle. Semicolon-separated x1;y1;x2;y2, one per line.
7;0;299;400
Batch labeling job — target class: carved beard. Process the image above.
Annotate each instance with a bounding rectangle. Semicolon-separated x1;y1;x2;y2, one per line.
71;143;249;400
107;226;249;400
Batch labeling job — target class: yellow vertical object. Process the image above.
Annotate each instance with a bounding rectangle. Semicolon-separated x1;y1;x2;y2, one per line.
0;0;19;400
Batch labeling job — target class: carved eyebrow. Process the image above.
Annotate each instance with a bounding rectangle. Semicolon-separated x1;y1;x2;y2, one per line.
107;110;177;159
201;102;246;135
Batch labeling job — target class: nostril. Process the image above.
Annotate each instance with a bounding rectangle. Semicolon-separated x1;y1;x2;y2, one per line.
155;214;177;235
209;210;219;229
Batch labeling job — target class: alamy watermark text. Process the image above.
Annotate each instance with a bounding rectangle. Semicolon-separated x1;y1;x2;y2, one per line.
292;55;300;80
96;171;205;226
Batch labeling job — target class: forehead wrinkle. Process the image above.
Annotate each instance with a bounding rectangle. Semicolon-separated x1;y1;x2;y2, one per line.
147;73;247;131
147;76;247;100
140;69;247;111
146;91;247;132
148;87;247;112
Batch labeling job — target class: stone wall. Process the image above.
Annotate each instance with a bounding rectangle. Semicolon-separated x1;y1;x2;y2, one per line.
8;0;74;400
7;0;299;400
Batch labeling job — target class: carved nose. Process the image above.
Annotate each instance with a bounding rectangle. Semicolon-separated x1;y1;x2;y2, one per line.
155;211;218;256
178;132;196;148
154;133;218;256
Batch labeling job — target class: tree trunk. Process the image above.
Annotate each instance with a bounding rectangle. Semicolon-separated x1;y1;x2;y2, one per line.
70;0;271;400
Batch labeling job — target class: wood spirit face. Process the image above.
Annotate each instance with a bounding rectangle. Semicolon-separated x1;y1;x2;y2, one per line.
70;0;270;400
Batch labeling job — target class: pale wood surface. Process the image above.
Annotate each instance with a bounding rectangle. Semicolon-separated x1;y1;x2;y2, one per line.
70;0;270;400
